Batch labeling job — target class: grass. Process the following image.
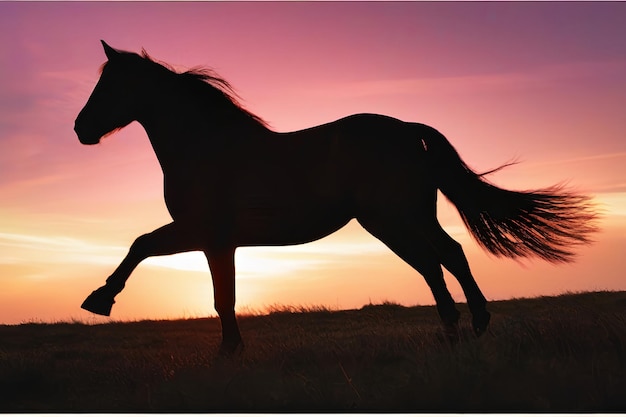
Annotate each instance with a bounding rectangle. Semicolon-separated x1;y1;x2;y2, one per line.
1;290;625;411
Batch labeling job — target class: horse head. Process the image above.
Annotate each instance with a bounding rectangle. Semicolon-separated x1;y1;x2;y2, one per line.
74;41;149;145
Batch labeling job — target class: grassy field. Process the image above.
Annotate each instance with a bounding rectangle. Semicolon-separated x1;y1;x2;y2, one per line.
1;290;625;412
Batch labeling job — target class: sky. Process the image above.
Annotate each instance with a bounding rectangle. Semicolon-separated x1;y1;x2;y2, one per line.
1;2;625;325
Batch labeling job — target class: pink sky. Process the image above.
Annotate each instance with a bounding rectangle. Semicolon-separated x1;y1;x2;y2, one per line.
1;2;625;324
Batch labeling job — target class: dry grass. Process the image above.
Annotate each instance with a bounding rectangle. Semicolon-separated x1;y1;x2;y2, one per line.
1;291;625;411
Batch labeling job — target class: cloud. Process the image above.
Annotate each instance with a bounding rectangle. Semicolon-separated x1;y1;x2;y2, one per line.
529;151;626;167
596;192;626;217
141;237;390;279
520;152;626;194
0;231;126;266
303;59;626;100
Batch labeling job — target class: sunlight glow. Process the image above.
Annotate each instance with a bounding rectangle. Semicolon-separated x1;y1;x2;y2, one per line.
1;2;624;324
143;225;391;280
597;192;626;217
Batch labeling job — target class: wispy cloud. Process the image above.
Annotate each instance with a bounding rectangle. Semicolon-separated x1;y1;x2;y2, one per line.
142;238;391;279
526;151;626;167
304;59;626;100
0;231;126;266
596;192;626;217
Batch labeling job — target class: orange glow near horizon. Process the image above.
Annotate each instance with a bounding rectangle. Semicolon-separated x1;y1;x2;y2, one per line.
1;2;625;324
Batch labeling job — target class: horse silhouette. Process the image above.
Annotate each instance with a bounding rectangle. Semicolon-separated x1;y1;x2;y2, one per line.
74;41;597;354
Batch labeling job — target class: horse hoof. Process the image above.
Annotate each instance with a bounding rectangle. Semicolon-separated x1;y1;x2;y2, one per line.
81;287;115;316
472;310;491;337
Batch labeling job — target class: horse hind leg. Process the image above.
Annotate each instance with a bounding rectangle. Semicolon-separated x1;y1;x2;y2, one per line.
422;222;491;336
356;214;460;333
409;251;461;336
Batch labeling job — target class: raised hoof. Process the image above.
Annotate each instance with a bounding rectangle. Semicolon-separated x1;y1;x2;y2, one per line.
81;287;115;316
472;310;491;337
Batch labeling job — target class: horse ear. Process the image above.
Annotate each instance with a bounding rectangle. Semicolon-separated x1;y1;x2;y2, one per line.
101;40;119;60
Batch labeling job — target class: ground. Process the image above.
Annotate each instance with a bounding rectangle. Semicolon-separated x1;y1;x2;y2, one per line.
1;291;625;411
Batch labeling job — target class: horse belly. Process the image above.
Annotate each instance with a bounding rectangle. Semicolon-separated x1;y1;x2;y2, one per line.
233;203;351;246
231;145;352;245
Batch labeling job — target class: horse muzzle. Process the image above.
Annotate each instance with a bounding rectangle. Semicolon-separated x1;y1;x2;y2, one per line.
74;118;101;145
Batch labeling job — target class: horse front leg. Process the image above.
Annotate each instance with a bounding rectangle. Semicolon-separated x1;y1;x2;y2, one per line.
81;222;203;316
205;248;243;356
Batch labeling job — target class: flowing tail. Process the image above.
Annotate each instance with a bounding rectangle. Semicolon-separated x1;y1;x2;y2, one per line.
421;125;599;263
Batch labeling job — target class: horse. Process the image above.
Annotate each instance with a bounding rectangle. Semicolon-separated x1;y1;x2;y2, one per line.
74;41;597;354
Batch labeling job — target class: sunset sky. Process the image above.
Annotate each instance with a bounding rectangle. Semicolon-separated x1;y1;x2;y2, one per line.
1;2;625;325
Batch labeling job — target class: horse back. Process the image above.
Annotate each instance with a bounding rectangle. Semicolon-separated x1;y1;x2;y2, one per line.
165;113;434;246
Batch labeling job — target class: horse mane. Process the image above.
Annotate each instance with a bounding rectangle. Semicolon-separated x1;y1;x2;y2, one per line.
115;48;269;128
178;66;269;128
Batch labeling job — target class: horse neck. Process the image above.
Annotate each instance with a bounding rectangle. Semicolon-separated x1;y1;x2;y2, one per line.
136;86;268;173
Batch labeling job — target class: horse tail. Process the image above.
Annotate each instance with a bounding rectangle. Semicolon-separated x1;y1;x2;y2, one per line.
419;124;598;263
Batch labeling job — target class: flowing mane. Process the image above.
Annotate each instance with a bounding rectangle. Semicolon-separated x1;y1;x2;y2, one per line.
102;47;269;128
176;63;269;128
